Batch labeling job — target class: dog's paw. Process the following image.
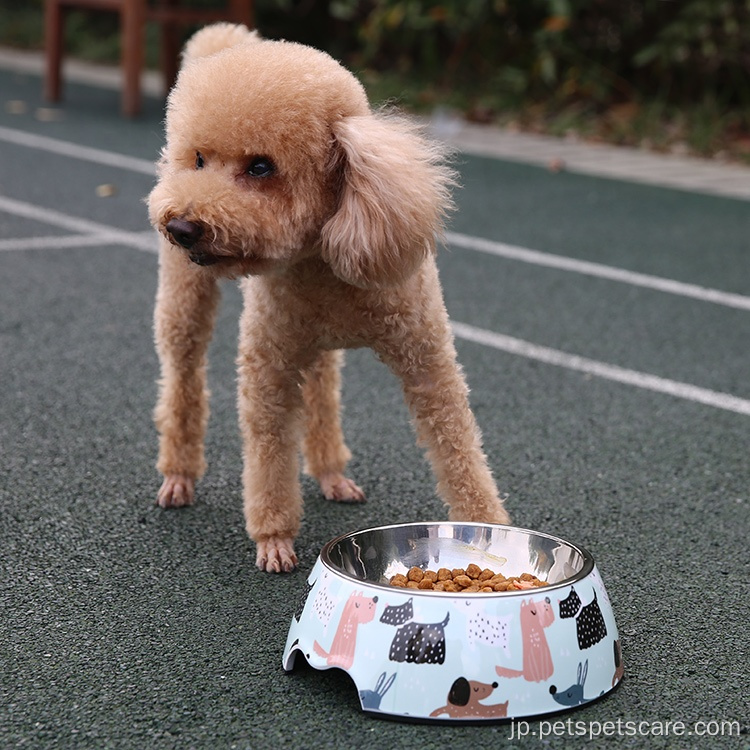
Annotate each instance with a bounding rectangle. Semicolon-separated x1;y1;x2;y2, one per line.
450;495;512;526
256;536;298;573
491;494;512;525
492;506;512;525
319;472;366;503
156;474;195;508
467;507;512;526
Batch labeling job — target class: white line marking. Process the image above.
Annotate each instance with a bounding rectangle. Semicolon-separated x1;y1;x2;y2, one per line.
0;196;156;252
0;125;156;175
0;234;123;251
446;231;750;312
0;194;125;233
451;321;750;417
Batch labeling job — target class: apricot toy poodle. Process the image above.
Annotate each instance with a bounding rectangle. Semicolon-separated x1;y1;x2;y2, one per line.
148;23;511;573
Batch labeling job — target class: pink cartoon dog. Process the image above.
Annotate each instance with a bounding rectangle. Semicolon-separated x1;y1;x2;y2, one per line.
495;597;555;683
313;592;378;669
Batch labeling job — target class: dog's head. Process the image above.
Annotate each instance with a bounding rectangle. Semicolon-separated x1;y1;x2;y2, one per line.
148;24;454;285
520;596;555;628
447;678;499;706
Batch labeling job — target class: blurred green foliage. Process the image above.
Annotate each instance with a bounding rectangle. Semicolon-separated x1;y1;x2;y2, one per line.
329;0;750;109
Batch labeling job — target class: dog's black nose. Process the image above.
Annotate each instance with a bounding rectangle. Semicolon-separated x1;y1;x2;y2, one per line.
166;218;203;249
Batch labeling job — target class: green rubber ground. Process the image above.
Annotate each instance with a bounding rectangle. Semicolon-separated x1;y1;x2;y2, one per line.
1;69;748;749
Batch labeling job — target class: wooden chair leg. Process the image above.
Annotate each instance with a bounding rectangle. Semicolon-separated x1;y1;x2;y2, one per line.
229;0;255;27
121;0;146;116
160;17;181;94
44;0;256;116
44;0;65;102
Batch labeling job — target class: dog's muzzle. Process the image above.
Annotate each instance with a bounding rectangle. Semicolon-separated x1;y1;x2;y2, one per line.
166;217;203;249
165;218;220;266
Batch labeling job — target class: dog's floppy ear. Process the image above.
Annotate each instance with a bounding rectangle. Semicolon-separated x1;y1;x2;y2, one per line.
447;677;471;707
182;22;260;64
321;113;455;288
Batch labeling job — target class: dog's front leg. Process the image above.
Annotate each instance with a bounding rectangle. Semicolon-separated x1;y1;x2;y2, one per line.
237;311;307;573
377;321;511;526
154;240;220;507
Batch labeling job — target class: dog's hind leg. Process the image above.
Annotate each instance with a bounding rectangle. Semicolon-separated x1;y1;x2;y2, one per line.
301;350;365;503
153;240;220;508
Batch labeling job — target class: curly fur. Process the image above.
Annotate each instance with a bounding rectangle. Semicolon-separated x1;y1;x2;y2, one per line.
148;24;511;573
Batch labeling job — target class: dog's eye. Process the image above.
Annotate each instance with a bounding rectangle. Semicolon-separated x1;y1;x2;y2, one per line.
246;157;275;178
195;152;205;170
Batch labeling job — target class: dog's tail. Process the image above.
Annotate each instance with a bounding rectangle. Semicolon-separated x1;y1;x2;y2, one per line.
495;665;524;679
429;705;450;718
312;640;330;660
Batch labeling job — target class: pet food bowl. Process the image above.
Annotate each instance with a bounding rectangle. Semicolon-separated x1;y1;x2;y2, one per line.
283;522;622;722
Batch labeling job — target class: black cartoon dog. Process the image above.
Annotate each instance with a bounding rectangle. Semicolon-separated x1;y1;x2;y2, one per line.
380;598;450;665
559;587;607;650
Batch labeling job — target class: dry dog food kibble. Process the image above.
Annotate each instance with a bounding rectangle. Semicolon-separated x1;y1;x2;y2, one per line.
390;565;548;592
